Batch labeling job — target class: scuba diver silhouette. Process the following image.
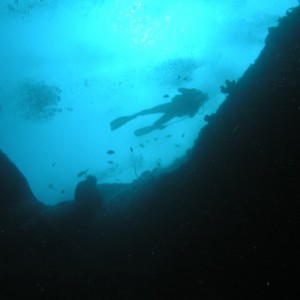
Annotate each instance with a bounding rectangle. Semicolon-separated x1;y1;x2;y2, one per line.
110;88;209;136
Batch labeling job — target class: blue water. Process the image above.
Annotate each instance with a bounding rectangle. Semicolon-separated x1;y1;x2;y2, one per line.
0;0;298;204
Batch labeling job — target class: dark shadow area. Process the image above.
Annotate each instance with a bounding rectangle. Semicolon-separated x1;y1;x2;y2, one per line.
0;6;299;299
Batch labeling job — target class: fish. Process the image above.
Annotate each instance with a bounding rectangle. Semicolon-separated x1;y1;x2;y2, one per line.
166;134;171;138
61;189;65;194
154;137;158;141
49;183;54;189
77;168;89;178
107;150;115;155
130;147;133;152
139;144;145;148
181;133;185;138
107;161;114;164
175;144;181;148
163;94;169;98
51;162;56;167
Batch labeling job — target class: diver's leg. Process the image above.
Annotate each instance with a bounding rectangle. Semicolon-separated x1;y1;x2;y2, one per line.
152;113;173;129
111;103;171;131
134;103;170;117
134;114;173;136
134;126;156;136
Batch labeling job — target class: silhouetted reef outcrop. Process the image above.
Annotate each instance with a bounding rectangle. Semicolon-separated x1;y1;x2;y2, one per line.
0;151;44;218
0;6;299;299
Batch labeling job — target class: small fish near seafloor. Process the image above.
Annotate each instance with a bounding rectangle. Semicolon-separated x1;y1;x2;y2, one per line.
77;169;89;178
107;150;115;155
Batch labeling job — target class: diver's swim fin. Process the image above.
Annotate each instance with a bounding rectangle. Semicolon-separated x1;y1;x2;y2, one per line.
134;126;155;136
110;115;136;130
134;124;167;136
